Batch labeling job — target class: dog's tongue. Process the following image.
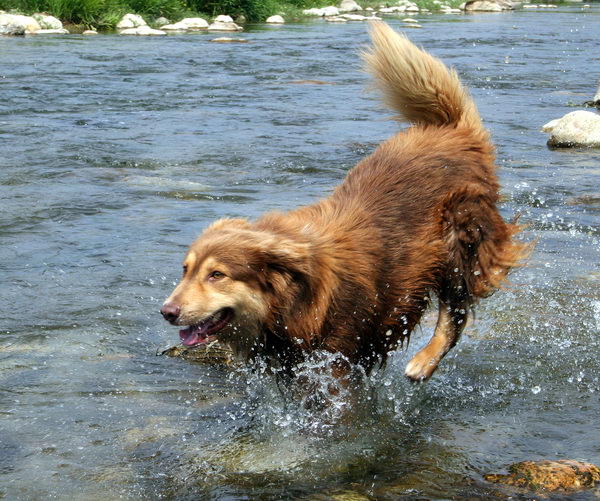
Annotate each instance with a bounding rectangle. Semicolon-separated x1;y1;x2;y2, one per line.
179;325;209;346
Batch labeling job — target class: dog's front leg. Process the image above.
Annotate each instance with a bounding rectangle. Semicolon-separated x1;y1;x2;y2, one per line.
404;299;467;381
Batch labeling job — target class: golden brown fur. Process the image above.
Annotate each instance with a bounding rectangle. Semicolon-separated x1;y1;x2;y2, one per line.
161;22;529;381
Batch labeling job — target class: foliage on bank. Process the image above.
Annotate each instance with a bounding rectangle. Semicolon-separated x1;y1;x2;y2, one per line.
0;0;326;26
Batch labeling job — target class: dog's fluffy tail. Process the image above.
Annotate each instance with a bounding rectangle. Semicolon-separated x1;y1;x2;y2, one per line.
363;22;483;133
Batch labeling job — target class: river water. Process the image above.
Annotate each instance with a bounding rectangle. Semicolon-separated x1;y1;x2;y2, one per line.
1;8;599;500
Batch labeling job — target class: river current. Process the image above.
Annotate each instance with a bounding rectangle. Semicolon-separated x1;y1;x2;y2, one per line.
1;8;599;500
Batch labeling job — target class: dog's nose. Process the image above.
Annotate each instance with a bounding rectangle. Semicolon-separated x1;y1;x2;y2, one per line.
160;303;181;324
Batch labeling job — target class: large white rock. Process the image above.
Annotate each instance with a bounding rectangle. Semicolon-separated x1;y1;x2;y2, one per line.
160;17;208;30
303;6;340;16
214;14;234;22
266;15;285;23
33;14;63;29
119;26;166;35
207;20;243;31
339;0;363;12
541;110;600;147
116;13;147;29
0;14;41;33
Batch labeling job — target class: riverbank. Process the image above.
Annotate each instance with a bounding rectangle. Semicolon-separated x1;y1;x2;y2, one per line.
0;0;580;31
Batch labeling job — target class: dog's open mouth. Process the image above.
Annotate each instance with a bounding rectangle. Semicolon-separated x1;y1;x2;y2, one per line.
179;308;234;346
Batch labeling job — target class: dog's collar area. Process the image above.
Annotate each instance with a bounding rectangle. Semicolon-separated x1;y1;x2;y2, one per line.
179;308;234;346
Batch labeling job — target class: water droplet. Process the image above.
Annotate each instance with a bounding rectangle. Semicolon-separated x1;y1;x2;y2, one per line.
531;385;541;394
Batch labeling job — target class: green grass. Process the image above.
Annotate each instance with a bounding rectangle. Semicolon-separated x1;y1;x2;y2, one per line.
0;0;468;29
0;0;324;24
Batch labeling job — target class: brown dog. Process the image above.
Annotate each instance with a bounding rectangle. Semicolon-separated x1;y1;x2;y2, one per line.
161;22;529;381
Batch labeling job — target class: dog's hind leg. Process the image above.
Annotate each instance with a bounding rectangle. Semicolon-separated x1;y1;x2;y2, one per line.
404;298;467;381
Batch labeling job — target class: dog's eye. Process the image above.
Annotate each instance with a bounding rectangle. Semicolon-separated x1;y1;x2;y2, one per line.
182;264;188;276
208;271;226;281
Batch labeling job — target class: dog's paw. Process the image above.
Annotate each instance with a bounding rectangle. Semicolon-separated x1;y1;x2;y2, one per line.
404;353;439;382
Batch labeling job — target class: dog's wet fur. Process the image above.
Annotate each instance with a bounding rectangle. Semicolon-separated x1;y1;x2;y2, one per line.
161;22;529;382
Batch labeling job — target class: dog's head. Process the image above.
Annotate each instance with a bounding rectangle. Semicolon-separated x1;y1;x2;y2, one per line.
160;218;313;356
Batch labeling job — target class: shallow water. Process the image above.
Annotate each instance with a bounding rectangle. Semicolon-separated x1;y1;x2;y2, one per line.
1;7;600;500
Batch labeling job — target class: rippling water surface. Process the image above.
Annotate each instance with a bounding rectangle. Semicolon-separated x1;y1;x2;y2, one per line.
1;8;599;500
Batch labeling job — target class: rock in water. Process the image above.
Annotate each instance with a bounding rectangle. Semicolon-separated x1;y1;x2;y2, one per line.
159;341;236;366
303;6;340;16
266;15;285;23
160;17;208;31
339;0;363;12
542;110;600;148
485;460;600;492
208;16;242;31
464;0;514;10
119;26;166;35
0;23;25;35
0;14;41;33
32;14;63;29
116;13;147;29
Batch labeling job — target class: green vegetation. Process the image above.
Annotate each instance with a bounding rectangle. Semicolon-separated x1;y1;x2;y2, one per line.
0;0;328;26
0;0;467;29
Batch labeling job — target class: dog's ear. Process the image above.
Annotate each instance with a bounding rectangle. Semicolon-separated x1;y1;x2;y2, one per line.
260;238;312;278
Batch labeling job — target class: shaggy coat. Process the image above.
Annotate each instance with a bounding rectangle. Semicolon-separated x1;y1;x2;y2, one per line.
161;22;529;381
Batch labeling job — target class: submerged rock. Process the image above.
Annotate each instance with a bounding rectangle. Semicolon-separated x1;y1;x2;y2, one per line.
583;80;600;109
116;13;147;29
210;37;248;42
485;459;600;492
159;341;236;366
542;110;600;148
